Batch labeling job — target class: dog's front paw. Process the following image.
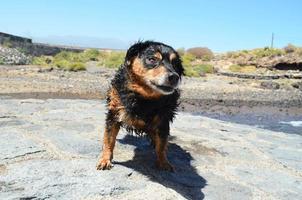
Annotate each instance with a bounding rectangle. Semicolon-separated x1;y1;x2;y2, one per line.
156;161;174;172
96;158;113;170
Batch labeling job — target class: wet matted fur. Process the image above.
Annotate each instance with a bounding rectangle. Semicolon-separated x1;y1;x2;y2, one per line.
96;41;184;171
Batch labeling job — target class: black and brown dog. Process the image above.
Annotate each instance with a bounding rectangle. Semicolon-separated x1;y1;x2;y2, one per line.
96;41;184;171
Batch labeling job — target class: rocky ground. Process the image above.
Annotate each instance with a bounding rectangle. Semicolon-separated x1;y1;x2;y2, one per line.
0;99;301;200
0;65;302;199
1;65;302;133
1;65;302;108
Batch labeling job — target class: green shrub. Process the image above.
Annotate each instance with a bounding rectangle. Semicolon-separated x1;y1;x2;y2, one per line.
184;63;214;77
181;53;195;68
52;51;88;71
186;47;214;60
196;64;214;73
53;60;71;69
53;59;86;71
201;54;212;61
101;51;125;68
184;67;199;77
67;62;86;71
0;57;4;65
54;51;84;62
226;48;286;59
251;48;284;58
83;49;100;61
33;50;127;71
32;56;52;66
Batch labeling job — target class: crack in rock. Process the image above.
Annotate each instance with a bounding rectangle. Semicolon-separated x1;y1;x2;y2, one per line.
0;115;17;119
2;150;46;160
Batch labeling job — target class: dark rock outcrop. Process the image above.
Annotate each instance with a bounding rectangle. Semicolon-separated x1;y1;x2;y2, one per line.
292;82;302;90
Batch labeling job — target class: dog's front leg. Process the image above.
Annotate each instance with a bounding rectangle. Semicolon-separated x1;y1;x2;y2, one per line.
96;112;120;170
153;126;174;172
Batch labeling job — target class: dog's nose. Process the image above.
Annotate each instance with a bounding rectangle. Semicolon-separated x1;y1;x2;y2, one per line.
168;73;179;86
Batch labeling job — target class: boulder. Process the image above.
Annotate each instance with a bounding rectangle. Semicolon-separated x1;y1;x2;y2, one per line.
0;46;32;65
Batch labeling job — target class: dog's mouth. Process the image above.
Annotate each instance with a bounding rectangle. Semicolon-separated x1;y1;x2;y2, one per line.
150;81;174;93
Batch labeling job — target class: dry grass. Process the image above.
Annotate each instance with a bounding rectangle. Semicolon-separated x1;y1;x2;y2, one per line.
229;65;257;73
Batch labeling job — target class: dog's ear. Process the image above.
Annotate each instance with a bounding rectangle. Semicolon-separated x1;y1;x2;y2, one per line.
173;52;184;77
124;41;150;66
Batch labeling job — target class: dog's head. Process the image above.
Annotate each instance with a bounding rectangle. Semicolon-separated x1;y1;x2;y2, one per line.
124;41;184;95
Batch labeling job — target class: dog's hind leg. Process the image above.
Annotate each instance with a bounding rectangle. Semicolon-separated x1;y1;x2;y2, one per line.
96;111;120;170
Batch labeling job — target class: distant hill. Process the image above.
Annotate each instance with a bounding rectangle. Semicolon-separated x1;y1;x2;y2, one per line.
0;32;128;57
33;35;128;50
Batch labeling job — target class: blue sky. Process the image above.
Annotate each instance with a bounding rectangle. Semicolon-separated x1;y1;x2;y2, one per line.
1;0;301;52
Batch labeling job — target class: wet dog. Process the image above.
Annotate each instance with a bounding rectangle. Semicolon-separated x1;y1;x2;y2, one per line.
96;41;184;171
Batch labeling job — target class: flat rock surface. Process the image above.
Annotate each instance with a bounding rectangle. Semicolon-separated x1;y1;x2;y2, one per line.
0;99;301;200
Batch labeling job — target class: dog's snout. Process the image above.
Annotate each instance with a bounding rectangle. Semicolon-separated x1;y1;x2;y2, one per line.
168;73;179;86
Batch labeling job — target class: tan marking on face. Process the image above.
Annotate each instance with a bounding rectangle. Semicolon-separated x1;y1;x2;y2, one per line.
128;82;162;99
128;57;163;99
131;57;147;77
169;53;176;61
145;65;167;80
154;52;162;60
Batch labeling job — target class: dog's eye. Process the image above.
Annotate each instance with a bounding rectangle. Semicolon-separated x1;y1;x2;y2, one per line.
146;57;157;65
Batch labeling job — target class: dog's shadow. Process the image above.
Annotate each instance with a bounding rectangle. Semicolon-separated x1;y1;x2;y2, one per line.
116;134;207;200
